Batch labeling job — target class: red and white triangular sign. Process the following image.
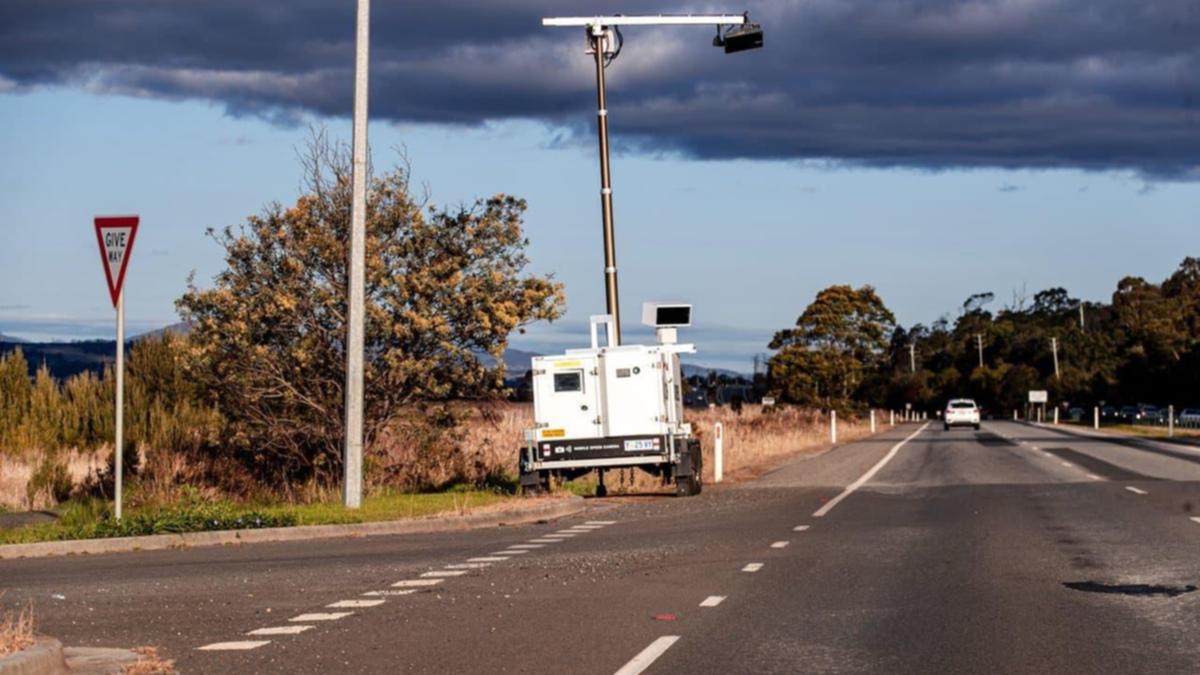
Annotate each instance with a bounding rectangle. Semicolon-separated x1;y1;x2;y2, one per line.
94;216;140;307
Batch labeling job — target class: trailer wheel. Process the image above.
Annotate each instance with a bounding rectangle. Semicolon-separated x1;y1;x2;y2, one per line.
519;468;550;496
674;441;703;497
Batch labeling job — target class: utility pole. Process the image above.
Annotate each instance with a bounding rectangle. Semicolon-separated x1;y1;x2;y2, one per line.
1078;303;1085;330
590;25;622;344
909;344;916;374
1050;336;1060;380
343;0;369;509
975;334;984;369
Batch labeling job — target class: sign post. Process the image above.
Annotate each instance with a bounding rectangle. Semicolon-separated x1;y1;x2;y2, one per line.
94;216;139;520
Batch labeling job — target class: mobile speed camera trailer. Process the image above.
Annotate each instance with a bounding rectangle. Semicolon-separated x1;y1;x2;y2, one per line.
520;14;763;497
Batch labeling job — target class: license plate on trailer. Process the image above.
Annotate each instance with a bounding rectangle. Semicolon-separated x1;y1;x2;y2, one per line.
623;439;656;452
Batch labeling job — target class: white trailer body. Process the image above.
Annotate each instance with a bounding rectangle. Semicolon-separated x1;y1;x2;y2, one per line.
520;310;702;496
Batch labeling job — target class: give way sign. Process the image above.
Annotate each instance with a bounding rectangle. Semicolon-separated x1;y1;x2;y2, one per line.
94;216;140;306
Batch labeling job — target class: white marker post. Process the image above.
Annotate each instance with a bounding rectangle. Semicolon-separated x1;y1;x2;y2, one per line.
1053;408;1059;425
831;410;838;444
94;216;139;521
713;422;724;484
1168;404;1174;437
890;410;895;426
1093;406;1099;429
870;409;876;434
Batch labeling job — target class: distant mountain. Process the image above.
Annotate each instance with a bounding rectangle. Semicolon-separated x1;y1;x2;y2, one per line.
134;321;191;340
681;363;750;379
0;332;24;343
0;340;116;379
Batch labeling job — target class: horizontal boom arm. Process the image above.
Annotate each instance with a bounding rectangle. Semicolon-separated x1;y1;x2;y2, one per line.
542;15;746;27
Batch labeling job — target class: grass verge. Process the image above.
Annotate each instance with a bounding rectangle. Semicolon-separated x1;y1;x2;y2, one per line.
0;487;515;546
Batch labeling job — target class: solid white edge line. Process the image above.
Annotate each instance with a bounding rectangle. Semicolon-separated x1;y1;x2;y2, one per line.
1125;486;1148;495
197;640;271;651
613;636;681;675
813;423;929;517
699;596;726;608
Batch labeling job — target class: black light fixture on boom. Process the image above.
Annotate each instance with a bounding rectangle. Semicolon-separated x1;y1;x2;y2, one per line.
714;15;764;53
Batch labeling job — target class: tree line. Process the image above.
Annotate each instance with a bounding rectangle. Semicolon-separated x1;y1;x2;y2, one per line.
767;257;1200;414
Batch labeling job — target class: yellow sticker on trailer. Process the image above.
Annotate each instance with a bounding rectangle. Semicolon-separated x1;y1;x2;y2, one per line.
555;361;582;368
541;428;566;438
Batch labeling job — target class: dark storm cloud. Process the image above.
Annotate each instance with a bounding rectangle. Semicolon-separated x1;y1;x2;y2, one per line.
2;0;1197;177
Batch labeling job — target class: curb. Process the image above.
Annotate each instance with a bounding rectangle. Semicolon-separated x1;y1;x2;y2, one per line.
0;637;67;675
0;496;585;561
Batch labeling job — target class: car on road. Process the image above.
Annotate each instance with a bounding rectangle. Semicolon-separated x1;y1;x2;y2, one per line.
944;399;981;431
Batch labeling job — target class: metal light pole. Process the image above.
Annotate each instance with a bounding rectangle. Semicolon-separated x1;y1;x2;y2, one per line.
542;14;761;346
975;333;984;369
343;0;369;508
590;26;622;344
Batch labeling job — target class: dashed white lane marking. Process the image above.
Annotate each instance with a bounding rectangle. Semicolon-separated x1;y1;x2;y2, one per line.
770;541;789;549
529;538;561;544
555;529;585;535
468;556;510;562
544;534;576;539
446;562;492;569
1060;461;1073;468
613;636;680;675
393;579;443;588
364;589;416;597
793;525;810;532
699;596;726;608
422;570;467;578
741;563;764;572
197;640;271;651
587;520;617;525
509;544;544;549
494;550;529;555
1031;445;1040;451
327;599;384;608
814;423;929;518
1085;473;1103;481
247;626;312;636
1190;517;1200;525
289;612;353;622
565;525;602;530
1125;486;1148;495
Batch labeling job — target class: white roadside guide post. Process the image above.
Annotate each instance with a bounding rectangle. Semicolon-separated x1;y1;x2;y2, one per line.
830;410;838;444
93;216;139;521
870;409;876;433
1093;406;1099;429
1168;404;1174;437
343;0;370;509
714;422;724;483
1053;407;1059;425
890;410;895;426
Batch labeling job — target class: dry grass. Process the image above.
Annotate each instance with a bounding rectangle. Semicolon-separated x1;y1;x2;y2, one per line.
123;646;176;674
0;449;109;511
0;596;35;657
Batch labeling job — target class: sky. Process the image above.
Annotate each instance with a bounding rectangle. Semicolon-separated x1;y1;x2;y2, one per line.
1;0;1197;371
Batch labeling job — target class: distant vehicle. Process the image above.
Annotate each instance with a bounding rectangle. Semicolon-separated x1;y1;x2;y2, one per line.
1179;409;1200;426
1118;405;1139;423
1100;406;1118;421
1067;407;1084;422
944;399;981;431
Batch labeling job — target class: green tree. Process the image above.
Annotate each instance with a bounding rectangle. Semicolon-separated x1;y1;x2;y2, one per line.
177;135;564;483
0;348;31;451
768;285;896;410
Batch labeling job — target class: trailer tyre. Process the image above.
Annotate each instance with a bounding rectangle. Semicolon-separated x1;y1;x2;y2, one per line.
674;441;703;497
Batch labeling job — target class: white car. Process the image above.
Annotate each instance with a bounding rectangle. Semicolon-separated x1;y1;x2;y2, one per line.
944;399;981;431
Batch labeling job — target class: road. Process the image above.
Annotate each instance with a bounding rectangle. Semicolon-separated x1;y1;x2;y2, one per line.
3;421;1199;674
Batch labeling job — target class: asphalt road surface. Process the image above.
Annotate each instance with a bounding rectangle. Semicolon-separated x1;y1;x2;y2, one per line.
4;421;1199;674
